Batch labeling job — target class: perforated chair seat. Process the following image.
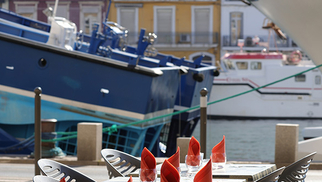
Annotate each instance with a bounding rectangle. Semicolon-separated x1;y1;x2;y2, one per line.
255;166;285;182
278;152;316;182
37;159;96;182
101;148;141;179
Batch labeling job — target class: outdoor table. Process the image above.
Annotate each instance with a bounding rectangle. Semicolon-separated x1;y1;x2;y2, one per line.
105;176;246;182
130;161;276;182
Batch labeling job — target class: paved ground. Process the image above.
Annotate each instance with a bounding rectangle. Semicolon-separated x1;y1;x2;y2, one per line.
0;155;321;182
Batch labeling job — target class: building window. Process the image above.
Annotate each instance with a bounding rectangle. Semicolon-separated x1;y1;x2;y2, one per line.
46;2;70;20
154;6;175;44
236;62;248;70
117;7;138;45
250;62;262;70
190;52;215;66
191;6;213;44
230;12;243;46
14;1;38;19
79;2;103;35
295;74;306;82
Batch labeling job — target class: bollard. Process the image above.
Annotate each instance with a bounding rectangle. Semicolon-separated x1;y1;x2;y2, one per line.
200;88;208;157
275;123;299;168
77;122;102;161
34;87;42;175
177;137;191;163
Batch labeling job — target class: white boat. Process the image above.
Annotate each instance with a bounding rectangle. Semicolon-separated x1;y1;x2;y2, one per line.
207;50;322;119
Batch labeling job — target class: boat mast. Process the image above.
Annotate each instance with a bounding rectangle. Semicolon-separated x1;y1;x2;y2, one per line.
105;0;112;21
53;0;59;18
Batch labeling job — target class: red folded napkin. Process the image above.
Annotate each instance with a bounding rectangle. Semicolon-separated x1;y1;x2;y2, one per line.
194;159;212;182
211;135;226;163
168;146;180;171
128;175;133;182
59;177;66;182
161;159;180;182
186;136;201;166
140;147;157;181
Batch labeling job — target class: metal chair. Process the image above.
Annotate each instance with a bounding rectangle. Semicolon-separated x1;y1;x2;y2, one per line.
101;148;141;179
278;152;317;182
37;159;96;182
33;175;60;182
255;166;285;182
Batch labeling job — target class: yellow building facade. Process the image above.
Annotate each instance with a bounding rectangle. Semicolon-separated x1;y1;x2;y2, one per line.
108;0;221;65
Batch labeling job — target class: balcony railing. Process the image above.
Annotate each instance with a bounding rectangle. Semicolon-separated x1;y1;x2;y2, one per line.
125;32;219;46
222;34;299;49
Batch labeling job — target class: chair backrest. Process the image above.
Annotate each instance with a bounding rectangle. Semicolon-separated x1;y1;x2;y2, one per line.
256;166;285;182
37;159;96;182
101;148;141;179
33;175;60;182
278;151;317;182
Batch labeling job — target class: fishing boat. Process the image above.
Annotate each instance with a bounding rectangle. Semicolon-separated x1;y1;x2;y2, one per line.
207;50;322;119
0;4;216;157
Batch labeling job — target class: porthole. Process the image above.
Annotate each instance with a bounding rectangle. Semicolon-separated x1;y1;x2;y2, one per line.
38;58;47;68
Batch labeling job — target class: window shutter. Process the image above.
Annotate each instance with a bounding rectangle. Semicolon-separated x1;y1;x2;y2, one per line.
194;8;210;44
156;9;172;44
119;8;136;44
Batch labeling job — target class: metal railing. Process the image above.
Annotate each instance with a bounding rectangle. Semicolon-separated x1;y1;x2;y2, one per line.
222;34;299;48
125;32;219;45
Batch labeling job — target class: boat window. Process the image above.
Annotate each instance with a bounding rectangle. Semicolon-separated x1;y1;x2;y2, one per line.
250;62;262;70
224;60;235;70
315;75;321;85
236;62;248;70
295;74;306;82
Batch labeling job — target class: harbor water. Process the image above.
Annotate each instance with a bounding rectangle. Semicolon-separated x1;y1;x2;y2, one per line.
192;119;322;162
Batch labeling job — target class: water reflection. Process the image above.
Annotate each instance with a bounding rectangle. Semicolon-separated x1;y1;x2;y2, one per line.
192;119;322;162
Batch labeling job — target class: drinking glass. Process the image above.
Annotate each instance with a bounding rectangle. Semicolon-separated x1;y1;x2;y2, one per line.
139;169;157;182
185;153;204;172
211;152;226;170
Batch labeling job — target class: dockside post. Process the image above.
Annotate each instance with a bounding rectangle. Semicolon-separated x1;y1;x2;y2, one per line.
34;87;42;175
200;88;208;157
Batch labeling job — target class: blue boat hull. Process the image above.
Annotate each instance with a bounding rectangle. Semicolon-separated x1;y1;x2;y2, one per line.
0;8;218;157
0;32;181;156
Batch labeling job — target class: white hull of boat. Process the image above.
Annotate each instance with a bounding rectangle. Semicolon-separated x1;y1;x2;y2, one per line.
207;52;322;119
208;84;322;119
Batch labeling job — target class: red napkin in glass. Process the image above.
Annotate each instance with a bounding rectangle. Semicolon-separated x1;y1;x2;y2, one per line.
59;177;66;182
140;147;157;181
168;146;180;171
186;136;201;166
194;159;212;182
161;159;180;182
211;135;226;162
128;175;133;182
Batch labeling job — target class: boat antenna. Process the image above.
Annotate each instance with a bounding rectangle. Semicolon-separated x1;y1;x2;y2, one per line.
105;0;112;21
53;0;59;18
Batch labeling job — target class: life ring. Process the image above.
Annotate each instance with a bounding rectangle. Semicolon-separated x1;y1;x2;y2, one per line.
290;50;302;64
